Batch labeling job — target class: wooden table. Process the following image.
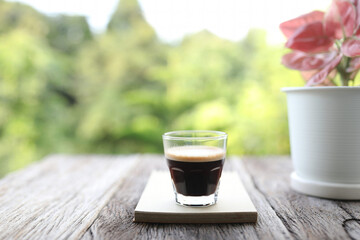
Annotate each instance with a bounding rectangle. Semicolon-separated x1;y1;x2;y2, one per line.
0;155;359;240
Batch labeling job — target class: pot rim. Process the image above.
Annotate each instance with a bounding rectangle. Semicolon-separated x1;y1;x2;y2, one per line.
281;86;360;92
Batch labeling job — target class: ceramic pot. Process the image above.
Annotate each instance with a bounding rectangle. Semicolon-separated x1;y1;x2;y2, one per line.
282;86;360;200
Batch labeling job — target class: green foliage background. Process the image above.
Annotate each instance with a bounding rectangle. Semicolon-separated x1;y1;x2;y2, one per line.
0;0;303;176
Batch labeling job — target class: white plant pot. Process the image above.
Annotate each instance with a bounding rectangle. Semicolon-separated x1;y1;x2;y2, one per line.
282;86;360;200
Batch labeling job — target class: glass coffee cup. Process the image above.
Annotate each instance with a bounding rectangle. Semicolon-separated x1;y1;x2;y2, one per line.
162;130;227;206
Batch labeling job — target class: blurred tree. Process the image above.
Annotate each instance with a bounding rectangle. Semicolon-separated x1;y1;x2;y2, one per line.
0;0;305;177
151;29;303;155
74;0;168;153
107;0;151;37
0;29;73;176
47;15;93;54
0;1;48;37
0;1;79;176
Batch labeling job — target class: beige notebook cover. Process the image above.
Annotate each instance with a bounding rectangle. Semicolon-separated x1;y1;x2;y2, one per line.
134;171;257;223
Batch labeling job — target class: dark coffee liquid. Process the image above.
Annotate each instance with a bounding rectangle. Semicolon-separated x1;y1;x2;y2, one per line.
167;158;224;196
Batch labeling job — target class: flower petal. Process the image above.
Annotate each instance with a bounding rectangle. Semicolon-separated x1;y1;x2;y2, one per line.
342;38;360;57
325;0;356;39
282;51;337;70
301;70;337;85
301;70;319;81
353;0;360;27
285;22;334;53
347;57;360;72
307;54;343;86
355;27;360;36
280;11;325;38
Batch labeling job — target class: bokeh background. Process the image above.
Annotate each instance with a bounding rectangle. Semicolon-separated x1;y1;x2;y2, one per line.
1;0;326;176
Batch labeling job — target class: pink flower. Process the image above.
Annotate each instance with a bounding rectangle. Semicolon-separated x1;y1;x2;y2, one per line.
280;0;360;86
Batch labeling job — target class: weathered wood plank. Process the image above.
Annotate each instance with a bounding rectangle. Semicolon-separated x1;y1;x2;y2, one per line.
2;155;360;240
242;156;359;240
0;154;138;240
82;155;293;240
228;158;293;240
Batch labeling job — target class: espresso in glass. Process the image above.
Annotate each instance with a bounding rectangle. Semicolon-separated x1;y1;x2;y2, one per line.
166;146;225;196
163;131;227;207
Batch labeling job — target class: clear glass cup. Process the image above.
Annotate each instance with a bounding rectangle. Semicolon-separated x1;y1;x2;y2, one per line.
162;130;227;207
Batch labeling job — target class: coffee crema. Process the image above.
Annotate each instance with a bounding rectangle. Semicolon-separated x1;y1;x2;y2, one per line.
166;146;226;196
165;145;225;162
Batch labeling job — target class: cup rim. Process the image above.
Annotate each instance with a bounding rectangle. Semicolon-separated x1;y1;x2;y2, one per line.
162;130;227;140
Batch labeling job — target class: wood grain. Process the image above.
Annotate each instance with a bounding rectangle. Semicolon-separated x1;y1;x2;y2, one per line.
241;157;360;240
0;154;138;240
83;156;360;240
1;154;360;240
82;156;292;240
